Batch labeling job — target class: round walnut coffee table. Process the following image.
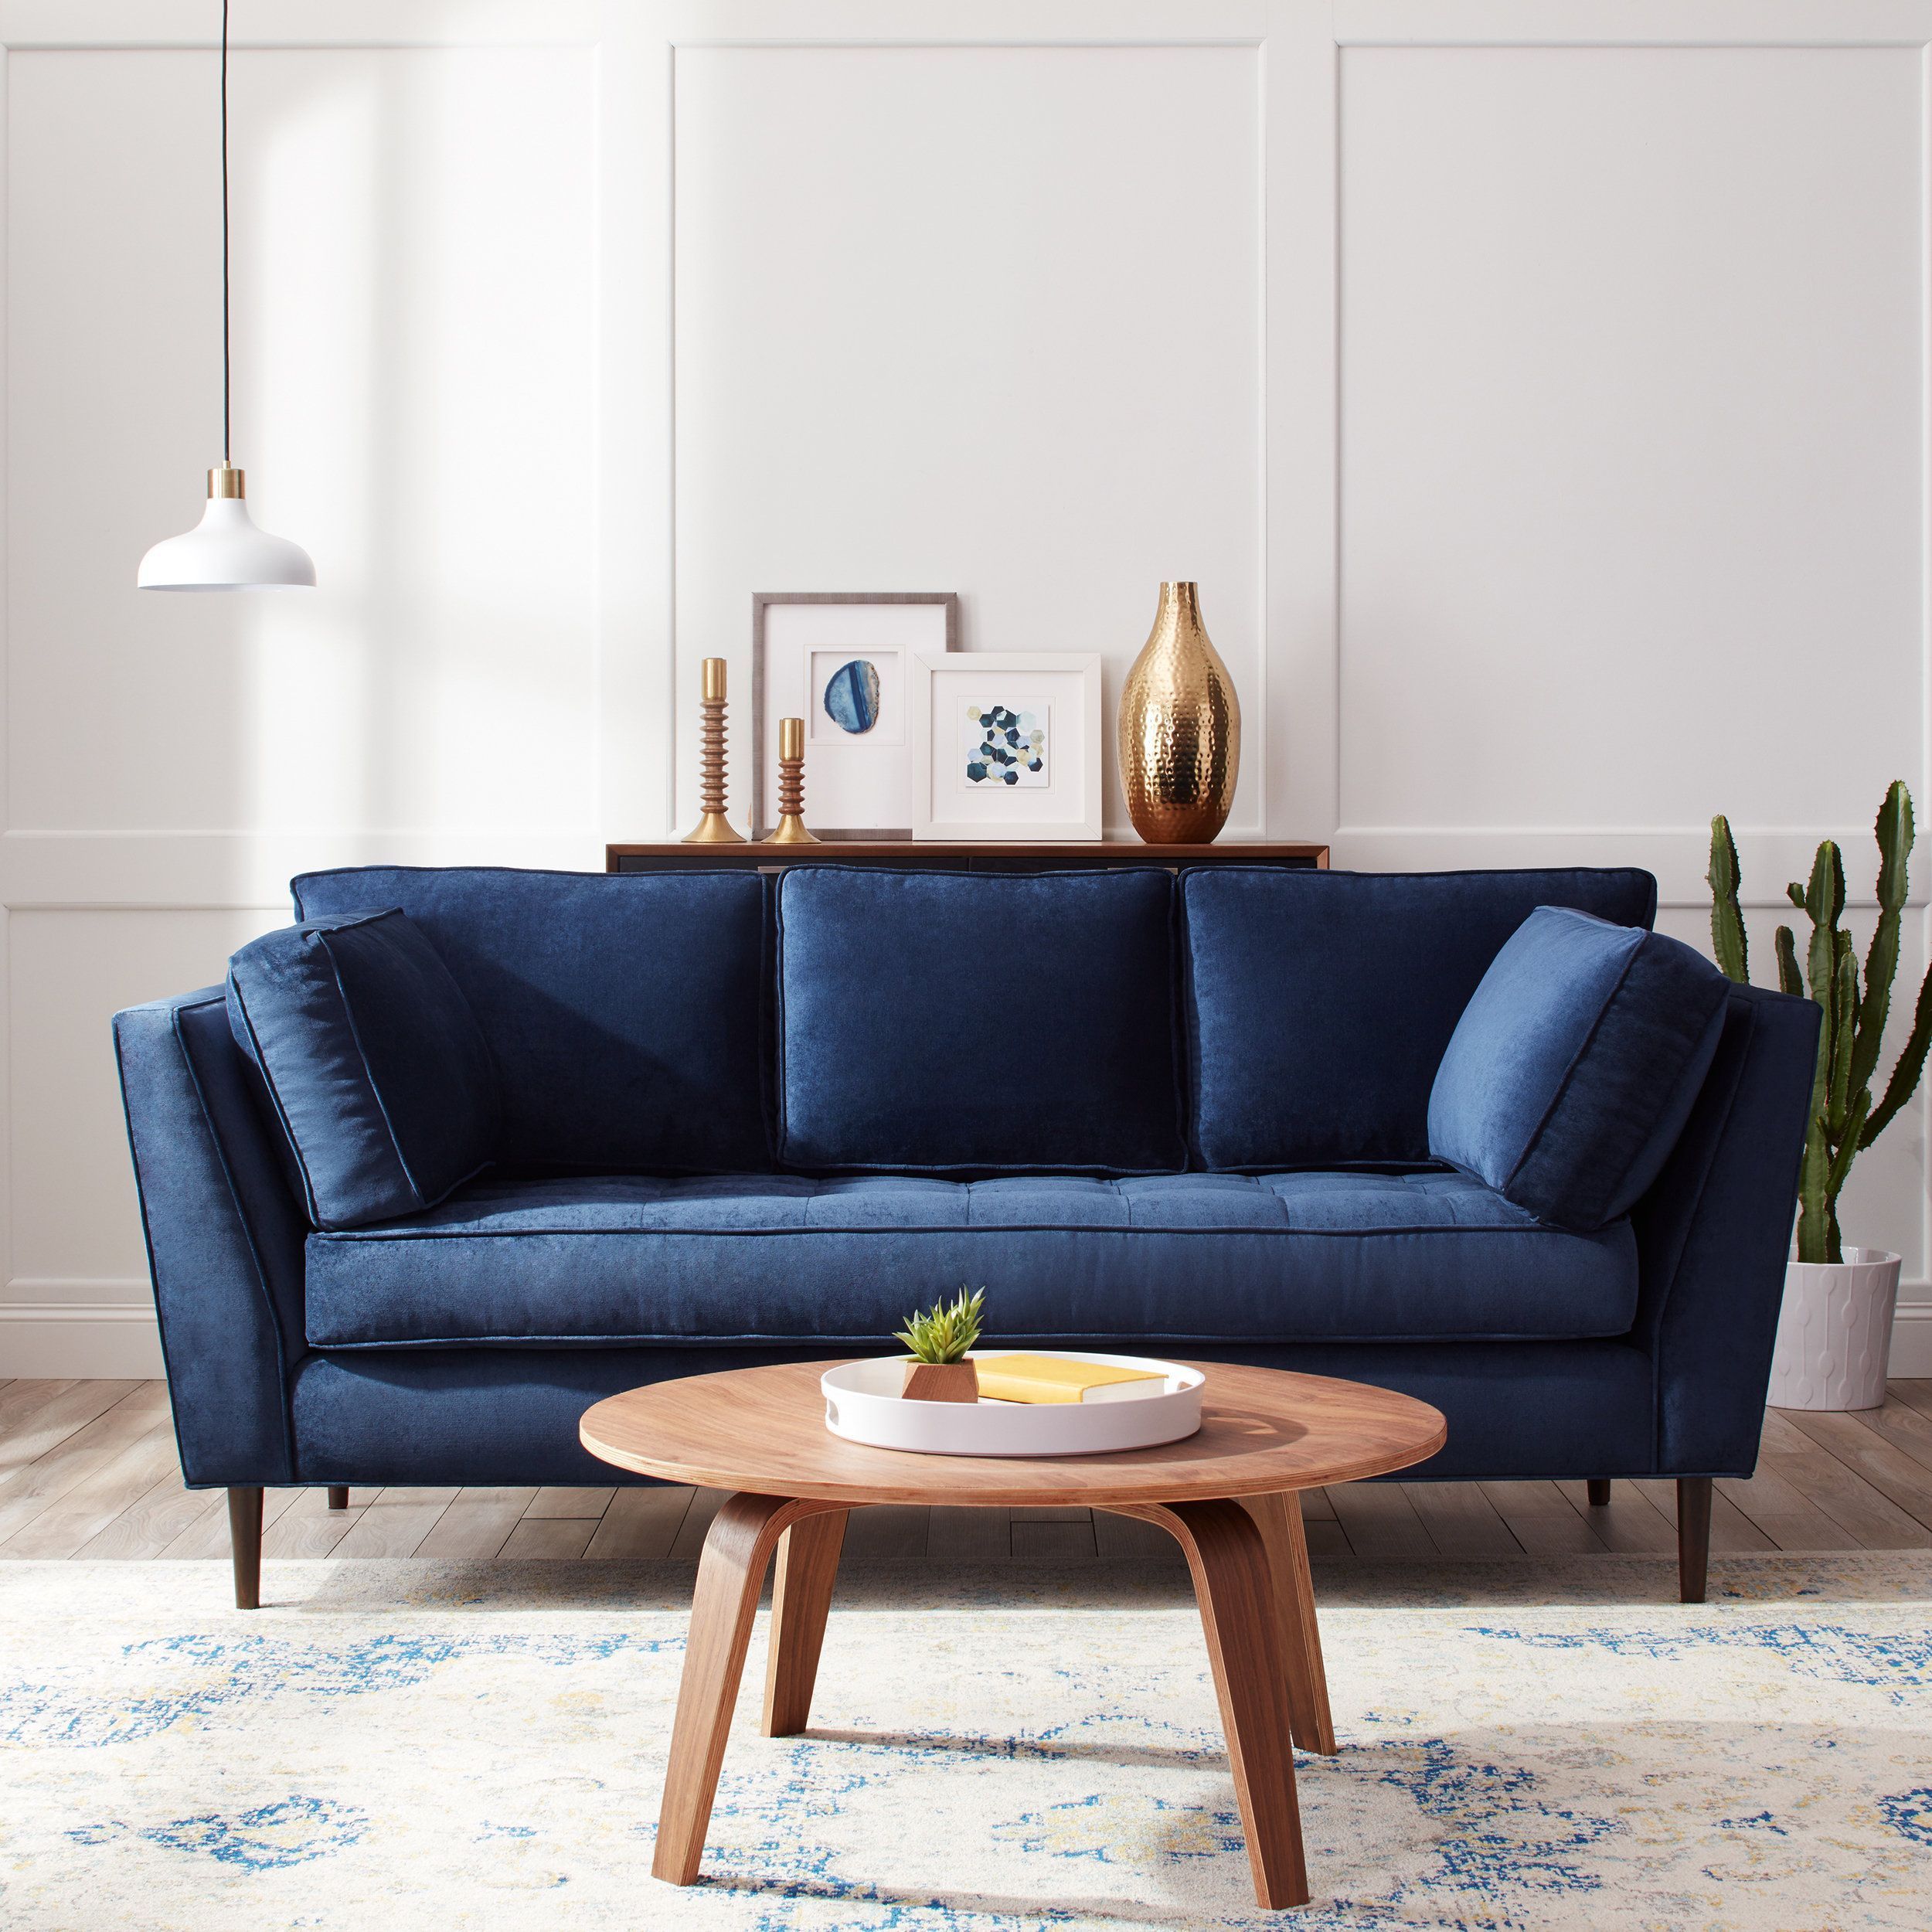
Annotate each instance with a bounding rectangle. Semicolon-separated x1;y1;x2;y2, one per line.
580;1360;1445;1911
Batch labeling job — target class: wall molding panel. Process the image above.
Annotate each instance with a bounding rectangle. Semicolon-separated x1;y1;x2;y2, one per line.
1331;830;1932;911
1321;0;1932;1352
5;0;1930;1377
666;14;1277;842
0;2;621;1375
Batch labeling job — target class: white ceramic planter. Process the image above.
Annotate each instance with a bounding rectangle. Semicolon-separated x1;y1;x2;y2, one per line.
1767;1247;1901;1411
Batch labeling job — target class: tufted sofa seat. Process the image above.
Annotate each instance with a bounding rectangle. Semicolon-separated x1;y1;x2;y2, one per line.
302;1169;1640;1350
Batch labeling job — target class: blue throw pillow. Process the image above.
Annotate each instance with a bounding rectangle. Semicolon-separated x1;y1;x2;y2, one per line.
1427;906;1730;1231
777;866;1185;1174
226;909;498;1230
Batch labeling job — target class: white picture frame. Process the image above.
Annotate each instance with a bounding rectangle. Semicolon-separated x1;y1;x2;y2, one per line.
752;594;958;838
910;651;1104;841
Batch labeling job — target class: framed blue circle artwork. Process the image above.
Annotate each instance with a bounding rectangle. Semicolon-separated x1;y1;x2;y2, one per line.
822;659;882;735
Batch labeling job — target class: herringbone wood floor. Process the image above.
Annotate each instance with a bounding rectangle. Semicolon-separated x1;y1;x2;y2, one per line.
4;1378;1932;1566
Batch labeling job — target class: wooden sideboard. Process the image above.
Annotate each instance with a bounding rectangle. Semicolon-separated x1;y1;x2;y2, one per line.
606;840;1330;875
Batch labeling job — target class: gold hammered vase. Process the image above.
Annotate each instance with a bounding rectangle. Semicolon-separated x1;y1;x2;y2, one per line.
1118;581;1240;843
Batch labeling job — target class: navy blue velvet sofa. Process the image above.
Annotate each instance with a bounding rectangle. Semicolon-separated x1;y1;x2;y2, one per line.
114;862;1818;1606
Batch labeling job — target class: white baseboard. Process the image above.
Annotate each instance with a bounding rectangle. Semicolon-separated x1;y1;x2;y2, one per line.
1886;1304;1932;1378
4;1303;1930;1386
0;1304;165;1378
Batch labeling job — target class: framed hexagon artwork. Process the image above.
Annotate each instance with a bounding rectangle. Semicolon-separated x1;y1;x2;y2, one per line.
910;651;1102;841
961;700;1049;788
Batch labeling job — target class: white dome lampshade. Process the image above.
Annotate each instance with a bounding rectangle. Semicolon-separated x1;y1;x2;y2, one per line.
138;464;315;591
138;0;315;594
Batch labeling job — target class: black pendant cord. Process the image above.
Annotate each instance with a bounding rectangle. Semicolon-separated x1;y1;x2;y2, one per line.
220;0;231;467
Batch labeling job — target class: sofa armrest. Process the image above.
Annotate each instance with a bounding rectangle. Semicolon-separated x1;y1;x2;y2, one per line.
114;988;308;1485
1631;981;1820;1475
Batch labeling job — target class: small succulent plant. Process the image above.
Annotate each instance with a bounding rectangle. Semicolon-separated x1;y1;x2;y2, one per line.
896;1287;985;1364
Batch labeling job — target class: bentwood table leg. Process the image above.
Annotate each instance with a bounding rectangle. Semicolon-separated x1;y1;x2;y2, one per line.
1137;1498;1310;1910
1240;1492;1337;1756
762;1508;849;1736
655;1491;840;1886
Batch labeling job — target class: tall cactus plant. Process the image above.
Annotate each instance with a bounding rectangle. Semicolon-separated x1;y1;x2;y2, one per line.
1708;782;1932;1264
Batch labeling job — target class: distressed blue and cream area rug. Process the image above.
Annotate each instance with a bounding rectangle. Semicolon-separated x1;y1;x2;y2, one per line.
3;1556;1930;1929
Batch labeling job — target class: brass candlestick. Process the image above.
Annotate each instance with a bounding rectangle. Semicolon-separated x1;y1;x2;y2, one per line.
682;657;747;844
763;716;819;845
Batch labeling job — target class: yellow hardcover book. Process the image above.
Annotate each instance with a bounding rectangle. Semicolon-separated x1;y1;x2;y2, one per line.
971;1355;1167;1406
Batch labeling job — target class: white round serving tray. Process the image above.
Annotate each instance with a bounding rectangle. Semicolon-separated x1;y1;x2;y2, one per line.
821;1352;1203;1458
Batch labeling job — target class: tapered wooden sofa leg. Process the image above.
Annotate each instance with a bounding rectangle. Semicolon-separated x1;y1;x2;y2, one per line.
228;1486;264;1610
1677;1477;1712;1604
328;1486;349;1510
1587;1479;1611;1507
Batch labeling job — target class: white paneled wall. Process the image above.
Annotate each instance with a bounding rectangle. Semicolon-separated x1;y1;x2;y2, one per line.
2;0;1928;1375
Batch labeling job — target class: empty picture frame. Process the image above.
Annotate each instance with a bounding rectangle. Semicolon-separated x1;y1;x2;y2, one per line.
910;651;1104;841
752;593;960;838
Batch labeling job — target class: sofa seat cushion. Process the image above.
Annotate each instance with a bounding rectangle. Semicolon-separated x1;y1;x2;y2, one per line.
304;1168;1639;1349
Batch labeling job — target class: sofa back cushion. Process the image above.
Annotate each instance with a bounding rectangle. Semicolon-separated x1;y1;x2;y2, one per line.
777;866;1185;1173
1182;866;1658;1168
1428;906;1730;1230
226;909;498;1229
292;866;771;1173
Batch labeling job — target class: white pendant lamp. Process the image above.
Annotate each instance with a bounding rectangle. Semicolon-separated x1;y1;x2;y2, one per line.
138;0;314;592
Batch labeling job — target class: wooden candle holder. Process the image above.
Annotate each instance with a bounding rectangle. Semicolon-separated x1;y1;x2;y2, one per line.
763;715;818;845
682;657;746;844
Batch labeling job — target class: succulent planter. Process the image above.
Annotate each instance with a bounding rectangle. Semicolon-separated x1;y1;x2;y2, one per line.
1768;1247;1900;1411
900;1359;980;1404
